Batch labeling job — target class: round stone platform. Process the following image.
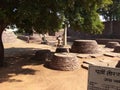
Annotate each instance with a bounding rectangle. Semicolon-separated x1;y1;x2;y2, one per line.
105;42;119;48
49;53;80;71
71;40;99;54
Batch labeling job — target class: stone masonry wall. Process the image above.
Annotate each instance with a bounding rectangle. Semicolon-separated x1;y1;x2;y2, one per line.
2;31;17;43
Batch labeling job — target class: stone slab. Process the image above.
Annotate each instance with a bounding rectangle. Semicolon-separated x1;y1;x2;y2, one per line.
104;53;116;57
90;54;103;58
77;54;90;58
83;60;108;67
82;59;119;69
81;63;89;69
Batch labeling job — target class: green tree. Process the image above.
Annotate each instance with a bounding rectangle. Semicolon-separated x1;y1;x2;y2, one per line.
16;0;64;34
63;0;112;34
0;0;112;66
16;0;112;46
16;0;112;34
98;0;119;34
0;0;19;66
0;0;64;66
60;0;112;45
99;0;120;21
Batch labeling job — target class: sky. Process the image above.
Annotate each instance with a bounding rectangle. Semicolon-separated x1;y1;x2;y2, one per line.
99;15;106;22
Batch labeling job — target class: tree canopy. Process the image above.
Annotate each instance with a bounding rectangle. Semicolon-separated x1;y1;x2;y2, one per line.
13;0;112;34
64;0;112;34
99;0;120;21
0;0;112;66
15;0;64;34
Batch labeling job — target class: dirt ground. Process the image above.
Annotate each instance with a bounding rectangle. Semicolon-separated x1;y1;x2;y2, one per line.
0;40;120;90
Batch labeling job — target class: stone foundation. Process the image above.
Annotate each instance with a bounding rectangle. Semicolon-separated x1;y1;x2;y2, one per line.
50;53;80;71
71;40;99;54
96;39;120;45
105;42;119;48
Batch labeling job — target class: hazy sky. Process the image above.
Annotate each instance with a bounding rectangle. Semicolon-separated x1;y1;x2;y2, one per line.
99;15;105;22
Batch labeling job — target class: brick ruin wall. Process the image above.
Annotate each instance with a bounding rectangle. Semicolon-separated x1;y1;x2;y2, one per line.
2;31;17;43
67;21;120;40
2;21;120;44
102;21;120;38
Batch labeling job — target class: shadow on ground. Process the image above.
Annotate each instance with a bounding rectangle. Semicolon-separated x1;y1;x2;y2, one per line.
0;47;46;83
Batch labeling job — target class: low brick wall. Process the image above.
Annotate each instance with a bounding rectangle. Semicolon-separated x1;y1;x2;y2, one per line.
96;39;120;45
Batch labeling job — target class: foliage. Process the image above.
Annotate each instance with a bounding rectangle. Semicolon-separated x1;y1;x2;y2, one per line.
0;0;112;34
64;0;112;34
15;0;64;34
0;0;112;66
99;0;120;21
0;0;18;25
11;0;112;34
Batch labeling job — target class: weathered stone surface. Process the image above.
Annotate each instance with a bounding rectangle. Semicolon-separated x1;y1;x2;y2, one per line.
96;39;120;45
81;63;89;69
115;61;120;68
2;31;17;43
103;53;117;57
114;45;120;53
90;54;103;58
77;54;90;58
83;60;108;66
71;40;99;54
82;59;118;69
55;47;69;53
105;42;119;48
50;53;80;71
17;35;29;42
17;34;42;43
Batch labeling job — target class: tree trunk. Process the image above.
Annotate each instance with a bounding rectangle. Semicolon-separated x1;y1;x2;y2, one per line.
0;29;4;66
0;23;6;67
63;25;67;46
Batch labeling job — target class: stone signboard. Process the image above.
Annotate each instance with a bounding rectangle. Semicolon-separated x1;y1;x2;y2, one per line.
88;65;120;90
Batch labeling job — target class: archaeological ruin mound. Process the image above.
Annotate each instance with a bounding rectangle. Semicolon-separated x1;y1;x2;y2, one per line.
49;53;80;71
71;40;99;54
105;42;119;48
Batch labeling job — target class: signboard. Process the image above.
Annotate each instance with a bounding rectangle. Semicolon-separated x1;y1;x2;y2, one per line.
88;65;120;90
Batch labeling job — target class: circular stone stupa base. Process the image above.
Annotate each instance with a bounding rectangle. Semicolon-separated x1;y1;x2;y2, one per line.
71;40;99;54
105;42;119;48
50;53;80;71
